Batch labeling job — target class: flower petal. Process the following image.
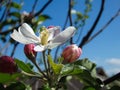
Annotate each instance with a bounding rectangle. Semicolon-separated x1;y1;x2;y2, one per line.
34;45;45;52
47;26;60;41
10;30;32;44
19;23;39;41
10;30;39;44
49;26;76;49
47;43;61;49
20;23;36;35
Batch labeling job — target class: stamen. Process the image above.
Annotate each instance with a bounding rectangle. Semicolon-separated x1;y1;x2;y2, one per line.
40;28;49;45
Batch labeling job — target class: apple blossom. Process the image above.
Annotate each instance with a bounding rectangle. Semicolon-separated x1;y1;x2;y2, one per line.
62;44;82;63
10;23;76;52
0;56;17;74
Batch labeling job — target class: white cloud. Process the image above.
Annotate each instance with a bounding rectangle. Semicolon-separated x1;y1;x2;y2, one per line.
106;68;120;75
104;58;120;75
105;58;120;66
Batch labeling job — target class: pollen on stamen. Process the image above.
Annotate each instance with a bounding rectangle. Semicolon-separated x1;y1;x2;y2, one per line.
40;28;49;45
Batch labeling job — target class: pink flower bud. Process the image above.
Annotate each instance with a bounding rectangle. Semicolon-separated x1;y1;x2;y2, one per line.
62;44;82;63
47;26;54;29
24;44;37;61
0;56;17;74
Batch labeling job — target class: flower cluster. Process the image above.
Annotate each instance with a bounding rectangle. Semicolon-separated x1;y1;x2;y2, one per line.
8;23;83;89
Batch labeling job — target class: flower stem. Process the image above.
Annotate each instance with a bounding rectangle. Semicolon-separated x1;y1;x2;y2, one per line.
43;51;49;78
33;61;47;79
47;50;51;74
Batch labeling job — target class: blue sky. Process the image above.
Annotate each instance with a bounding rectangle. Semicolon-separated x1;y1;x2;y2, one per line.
1;0;120;76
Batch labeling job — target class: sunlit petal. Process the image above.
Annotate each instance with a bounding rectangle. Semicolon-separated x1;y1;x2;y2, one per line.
34;45;45;52
49;26;76;48
47;26;60;41
20;23;36;35
47;43;61;49
10;30;37;44
19;23;39;41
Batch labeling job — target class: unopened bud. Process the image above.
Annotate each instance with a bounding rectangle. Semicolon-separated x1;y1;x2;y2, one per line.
62;44;82;63
0;56;17;74
24;44;37;61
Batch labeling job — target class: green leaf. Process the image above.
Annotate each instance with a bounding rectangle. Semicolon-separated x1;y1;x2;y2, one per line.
48;55;63;75
83;86;96;90
38;14;51;21
0;73;21;83
15;59;34;74
8;12;21;18
76;12;83;20
74;58;97;77
60;64;84;77
0;19;18;29
5;82;26;90
110;86;120;90
10;2;21;10
40;84;51;90
76;70;101;89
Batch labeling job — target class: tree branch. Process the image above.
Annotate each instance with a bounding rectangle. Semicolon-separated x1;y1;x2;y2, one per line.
103;72;120;85
10;42;19;57
30;0;39;14
85;9;120;45
79;0;105;48
68;0;73;44
68;0;73;26
0;26;19;35
34;0;53;17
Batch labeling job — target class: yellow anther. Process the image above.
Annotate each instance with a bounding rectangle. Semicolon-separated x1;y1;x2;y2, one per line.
40;28;49;45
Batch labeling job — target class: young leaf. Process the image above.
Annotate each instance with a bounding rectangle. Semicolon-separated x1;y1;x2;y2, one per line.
10;2;21;10
14;59;34;74
60;64;85;77
48;55;63;75
74;58;97;77
8;12;21;18
5;82;26;90
76;70;101;89
0;73;21;83
38;15;51;21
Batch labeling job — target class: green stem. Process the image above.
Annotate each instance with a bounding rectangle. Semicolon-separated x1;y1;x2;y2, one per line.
21;71;41;78
33;61;47;79
43;51;49;78
47;50;51;75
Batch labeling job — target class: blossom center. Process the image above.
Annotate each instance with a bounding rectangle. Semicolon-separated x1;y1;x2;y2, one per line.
40;27;49;45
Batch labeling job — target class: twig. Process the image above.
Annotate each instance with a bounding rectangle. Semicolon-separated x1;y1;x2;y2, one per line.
63;14;69;30
0;42;10;54
11;42;19;57
103;72;120;85
0;0;12;23
63;0;73;29
85;9;120;45
34;0;53;17
68;0;73;44
0;25;20;35
31;0;38;14
33;61;47;79
68;0;73;26
79;0;105;48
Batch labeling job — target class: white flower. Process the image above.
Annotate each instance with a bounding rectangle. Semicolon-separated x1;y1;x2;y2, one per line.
10;23;76;51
